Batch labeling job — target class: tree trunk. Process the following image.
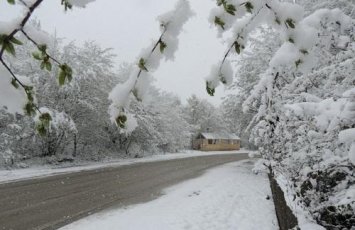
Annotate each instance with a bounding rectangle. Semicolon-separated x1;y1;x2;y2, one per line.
73;134;77;158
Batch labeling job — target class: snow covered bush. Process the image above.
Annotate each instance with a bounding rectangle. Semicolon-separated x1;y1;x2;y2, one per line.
0;108;38;167
207;0;355;228
34;108;77;159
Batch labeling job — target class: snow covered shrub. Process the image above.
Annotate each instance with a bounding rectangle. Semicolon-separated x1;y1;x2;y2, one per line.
207;0;355;228
35;108;77;159
0;108;41;166
296;165;355;229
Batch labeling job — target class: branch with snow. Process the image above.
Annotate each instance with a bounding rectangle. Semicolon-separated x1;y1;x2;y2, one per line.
108;0;194;133
0;0;95;135
206;0;353;98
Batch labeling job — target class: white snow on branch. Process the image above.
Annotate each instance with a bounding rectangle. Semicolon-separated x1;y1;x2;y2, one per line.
0;67;28;114
67;0;96;8
108;0;194;132
0;18;22;35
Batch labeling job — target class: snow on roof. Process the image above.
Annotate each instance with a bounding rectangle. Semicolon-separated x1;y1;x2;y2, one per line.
200;132;240;140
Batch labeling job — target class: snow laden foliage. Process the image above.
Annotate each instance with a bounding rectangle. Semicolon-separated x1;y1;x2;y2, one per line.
66;0;95;8
208;0;355;228
0;33;200;166
221;27;280;148
60;0;96;10
109;0;194;133
207;0;352;94
0;0;90;137
185;94;228;134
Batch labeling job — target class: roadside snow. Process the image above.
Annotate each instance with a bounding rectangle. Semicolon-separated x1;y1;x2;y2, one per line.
61;160;277;230
0;150;252;184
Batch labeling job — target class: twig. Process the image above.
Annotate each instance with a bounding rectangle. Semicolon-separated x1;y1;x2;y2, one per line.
21;29;61;65
0;0;44;58
0;0;44;114
0;58;41;113
219;4;265;72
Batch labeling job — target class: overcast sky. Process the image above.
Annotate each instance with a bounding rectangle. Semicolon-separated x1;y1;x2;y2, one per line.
1;0;237;105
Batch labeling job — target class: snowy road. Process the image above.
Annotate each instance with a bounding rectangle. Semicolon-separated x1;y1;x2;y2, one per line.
61;159;278;230
0;153;248;230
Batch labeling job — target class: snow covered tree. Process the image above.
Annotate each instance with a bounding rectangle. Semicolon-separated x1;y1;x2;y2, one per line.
221;27;280;148
206;0;354;228
185;95;228;134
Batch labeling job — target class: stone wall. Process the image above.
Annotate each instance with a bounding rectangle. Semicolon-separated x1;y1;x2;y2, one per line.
268;173;298;230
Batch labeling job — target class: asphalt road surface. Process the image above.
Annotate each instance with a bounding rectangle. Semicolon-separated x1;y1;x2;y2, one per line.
0;153;249;230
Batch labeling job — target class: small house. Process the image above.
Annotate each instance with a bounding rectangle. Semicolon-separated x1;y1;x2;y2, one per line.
192;132;241;151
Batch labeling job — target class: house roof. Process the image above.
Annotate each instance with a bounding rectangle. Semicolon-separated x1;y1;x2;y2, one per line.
200;132;240;140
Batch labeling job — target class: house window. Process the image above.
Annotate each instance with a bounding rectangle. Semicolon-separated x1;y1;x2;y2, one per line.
208;139;213;144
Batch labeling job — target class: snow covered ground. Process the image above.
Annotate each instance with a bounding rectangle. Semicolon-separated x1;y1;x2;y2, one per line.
0;150;252;184
60;159;277;230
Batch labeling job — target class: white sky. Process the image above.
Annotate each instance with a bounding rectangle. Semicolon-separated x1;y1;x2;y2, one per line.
0;0;238;105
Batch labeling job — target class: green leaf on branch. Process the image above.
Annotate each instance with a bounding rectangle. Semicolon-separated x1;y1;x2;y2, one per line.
58;64;73;86
138;58;148;71
36;113;52;136
216;0;226;6
23;84;37;117
10;37;23;45
206;82;215;96
288;38;295;43
0;34;24;56
0;35;6;44
300;49;308;55
40;61;45;70
285;18;296;29
24;102;36;116
38;44;47;53
24;85;34;102
39;113;52;127
36;123;47;136
244;2;254;13
116;114;127;128
27;92;34;103
58;71;66;85
234;41;242;54
24;85;33;92
32;52;43;60
214;16;225;30
11;78;19;89
295;59;302;68
45;61;52;71
3;42;16;56
7;0;15;5
224;4;236;15
220;75;227;84
61;0;73;11
159;40;167;53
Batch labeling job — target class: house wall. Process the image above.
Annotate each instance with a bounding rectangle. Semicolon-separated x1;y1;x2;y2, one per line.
193;139;240;151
